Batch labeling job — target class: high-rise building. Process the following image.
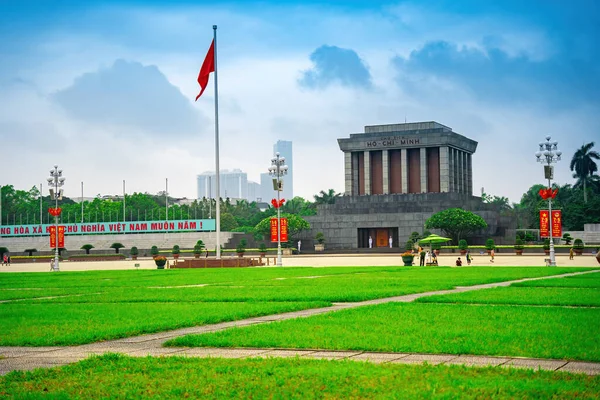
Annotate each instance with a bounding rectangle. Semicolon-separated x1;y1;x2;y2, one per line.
197;169;248;200
247;181;260;202
273;140;293;200
260;172;272;203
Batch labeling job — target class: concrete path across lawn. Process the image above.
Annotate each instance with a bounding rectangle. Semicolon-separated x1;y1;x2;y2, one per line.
1;269;599;377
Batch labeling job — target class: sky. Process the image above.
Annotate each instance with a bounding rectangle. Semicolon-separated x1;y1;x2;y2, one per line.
0;0;598;203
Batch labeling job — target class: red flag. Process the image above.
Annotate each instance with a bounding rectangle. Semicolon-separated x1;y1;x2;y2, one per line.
195;39;215;101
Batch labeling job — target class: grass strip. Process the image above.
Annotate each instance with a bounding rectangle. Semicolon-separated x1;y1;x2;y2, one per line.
513;273;600;289
417;286;600;307
1;354;599;399
0;301;329;346
167;302;600;362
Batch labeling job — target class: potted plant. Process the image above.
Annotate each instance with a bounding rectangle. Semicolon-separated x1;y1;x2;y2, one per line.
151;245;159;259
110;243;125;254
172;245;180;259
315;232;325;252
24;248;38;257
193;244;205;258
154;255;167;269
485;239;495;255
542;239;551;255
514;239;524;255
458;239;468;256
401;251;415;266
236;239;247;257
258;243;267;257
80;244;94;255
573;238;584;255
130;246;139;260
562;233;573;245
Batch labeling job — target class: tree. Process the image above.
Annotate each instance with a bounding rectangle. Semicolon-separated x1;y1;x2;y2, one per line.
110;243;125;254
24;248;37;257
255;214;310;241
570;142;600;203
424;208;488;244
220;213;239;231
80;244;94;255
313;189;341;205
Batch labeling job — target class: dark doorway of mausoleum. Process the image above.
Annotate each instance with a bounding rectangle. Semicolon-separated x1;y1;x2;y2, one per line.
358;228;398;248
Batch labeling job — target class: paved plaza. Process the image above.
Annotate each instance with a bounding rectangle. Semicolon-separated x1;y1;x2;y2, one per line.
0;267;599;376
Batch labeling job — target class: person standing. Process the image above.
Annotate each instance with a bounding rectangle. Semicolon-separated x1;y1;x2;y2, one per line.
388;236;393;248
2;254;7;266
50;258;55;271
297;240;302;253
569;248;574;260
368;236;373;249
466;250;472;266
419;250;425;266
490;249;495;263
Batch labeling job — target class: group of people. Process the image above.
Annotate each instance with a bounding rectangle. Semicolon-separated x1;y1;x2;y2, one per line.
455;251;473;266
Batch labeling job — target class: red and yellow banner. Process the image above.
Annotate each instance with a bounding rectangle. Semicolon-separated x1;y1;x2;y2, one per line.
270;217;288;243
49;226;65;248
551;210;562;238
539;210;549;237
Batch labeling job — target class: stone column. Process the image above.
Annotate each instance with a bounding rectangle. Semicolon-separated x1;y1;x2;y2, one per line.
344;152;352;196
420;147;427;193
352;152;359;196
448;148;454;192
401;148;408;194
364;151;371;195
457;150;463;193
467;153;473;196
382;150;389;194
439;146;449;192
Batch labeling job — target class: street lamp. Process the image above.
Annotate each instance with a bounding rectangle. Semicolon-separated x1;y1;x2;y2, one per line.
47;165;65;272
535;136;561;267
269;152;288;267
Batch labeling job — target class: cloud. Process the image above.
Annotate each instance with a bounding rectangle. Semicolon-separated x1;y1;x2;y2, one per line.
392;37;599;110
299;45;372;90
52;59;206;137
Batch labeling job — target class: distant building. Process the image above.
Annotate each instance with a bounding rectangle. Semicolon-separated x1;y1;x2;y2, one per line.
197;169;248;200
273;140;293;200
247;181;260;202
260;172;272;203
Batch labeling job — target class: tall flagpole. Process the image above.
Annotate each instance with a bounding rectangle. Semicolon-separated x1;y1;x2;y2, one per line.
213;25;221;260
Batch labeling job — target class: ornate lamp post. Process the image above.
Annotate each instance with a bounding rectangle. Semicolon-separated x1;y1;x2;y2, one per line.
535;136;561;267
269;152;288;267
47;165;65;272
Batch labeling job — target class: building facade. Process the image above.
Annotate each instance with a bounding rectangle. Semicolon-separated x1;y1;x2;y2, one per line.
302;121;515;249
197;169;248;200
339;122;476;196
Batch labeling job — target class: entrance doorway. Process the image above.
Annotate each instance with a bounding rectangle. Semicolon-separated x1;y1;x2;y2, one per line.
358;228;398;248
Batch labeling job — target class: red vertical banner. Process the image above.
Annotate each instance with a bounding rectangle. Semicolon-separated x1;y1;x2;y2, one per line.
57;226;65;248
270;218;278;242
551;210;562;238
539;210;549;237
49;226;57;248
280;218;288;242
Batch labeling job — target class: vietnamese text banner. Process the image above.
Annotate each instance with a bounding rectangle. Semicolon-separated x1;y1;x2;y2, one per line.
0;219;216;237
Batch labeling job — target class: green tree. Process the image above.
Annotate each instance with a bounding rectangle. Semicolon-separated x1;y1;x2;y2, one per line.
110;243;125;254
313;189;341;205
255;214;310;241
220;213;239;231
80;244;94;254
570;142;600;203
425;208;488;244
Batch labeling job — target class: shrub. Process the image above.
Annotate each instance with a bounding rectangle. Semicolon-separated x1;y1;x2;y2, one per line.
525;232;535;242
514;239;524;250
543;239;551;251
259;243;267;253
172;245;180;255
130;246;139;256
0;247;8;258
458;239;468;251
485;239;495;251
80;244;94;254
562;233;573;245
236;239;247;254
193;244;204;255
150;246;159;257
24;248;38;257
405;240;414;252
154;256;167;267
110;243;125;254
573;238;584;250
196;240;205;250
315;232;325;244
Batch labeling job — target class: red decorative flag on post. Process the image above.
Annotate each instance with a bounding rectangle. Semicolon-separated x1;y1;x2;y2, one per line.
49;226;57;248
551;210;562;238
280;218;288;242
539;210;550;237
57;226;65;248
270;218;278;243
195;39;215;101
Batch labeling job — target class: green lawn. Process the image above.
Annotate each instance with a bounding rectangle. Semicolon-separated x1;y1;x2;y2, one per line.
0;301;329;346
167;302;600;361
417;286;600;307
1;354;599;399
513;273;600;288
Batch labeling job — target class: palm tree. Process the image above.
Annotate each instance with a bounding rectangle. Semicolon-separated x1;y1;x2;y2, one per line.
570;142;600;203
313;189;341;205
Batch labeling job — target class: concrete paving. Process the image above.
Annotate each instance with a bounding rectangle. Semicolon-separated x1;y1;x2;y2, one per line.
1;269;599;377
